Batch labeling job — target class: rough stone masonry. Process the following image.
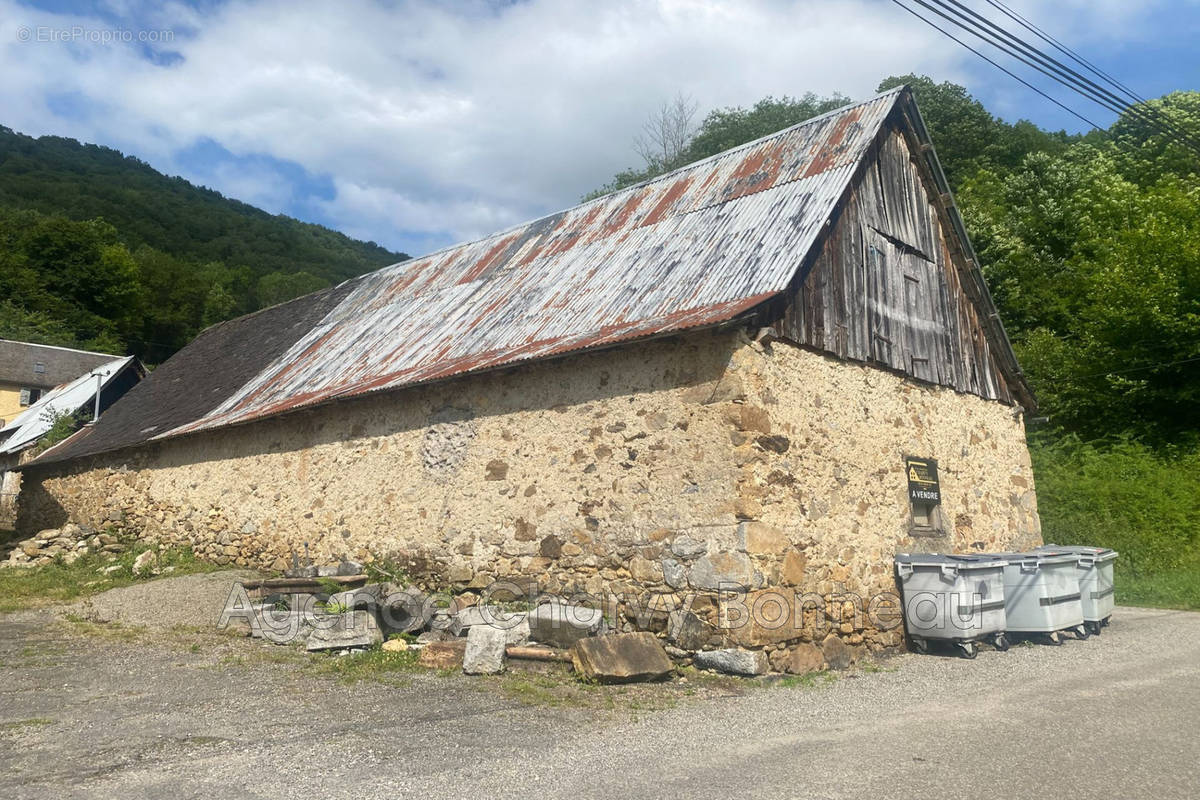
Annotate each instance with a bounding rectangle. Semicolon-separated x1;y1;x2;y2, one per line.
16;328;1041;660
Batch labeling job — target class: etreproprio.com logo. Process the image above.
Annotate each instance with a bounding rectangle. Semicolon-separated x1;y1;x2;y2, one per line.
17;25;176;44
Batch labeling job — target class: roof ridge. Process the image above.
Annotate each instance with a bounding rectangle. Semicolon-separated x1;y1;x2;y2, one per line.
0;338;120;359
597;86;906;200
388;87;906;273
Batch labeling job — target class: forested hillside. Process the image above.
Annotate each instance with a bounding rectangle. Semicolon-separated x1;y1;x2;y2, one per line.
0;126;406;362
598;76;1200;599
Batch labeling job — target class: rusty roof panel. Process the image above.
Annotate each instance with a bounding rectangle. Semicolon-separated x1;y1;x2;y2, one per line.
162;89;904;437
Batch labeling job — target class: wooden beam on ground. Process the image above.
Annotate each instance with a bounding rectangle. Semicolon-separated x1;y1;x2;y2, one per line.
505;645;572;663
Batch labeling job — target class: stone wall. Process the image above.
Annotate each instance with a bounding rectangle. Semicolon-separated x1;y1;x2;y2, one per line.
17;328;1041;657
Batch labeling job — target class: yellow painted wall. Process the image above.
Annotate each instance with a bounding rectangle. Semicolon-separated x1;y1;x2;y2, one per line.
0;383;28;428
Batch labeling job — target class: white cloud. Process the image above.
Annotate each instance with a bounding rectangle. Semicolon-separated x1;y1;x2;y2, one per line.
0;0;1162;254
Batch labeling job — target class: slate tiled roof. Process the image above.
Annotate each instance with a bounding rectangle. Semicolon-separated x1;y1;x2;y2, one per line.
32;283;352;465
0;340;119;389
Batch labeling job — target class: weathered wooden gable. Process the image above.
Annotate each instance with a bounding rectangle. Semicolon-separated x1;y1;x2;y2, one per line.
773;120;1014;404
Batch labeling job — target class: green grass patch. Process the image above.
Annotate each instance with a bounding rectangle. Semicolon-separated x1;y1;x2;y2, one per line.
0;543;223;613
302;646;422;685
495;673;572;707
1117;565;1200;611
770;671;839;690
59;613;148;641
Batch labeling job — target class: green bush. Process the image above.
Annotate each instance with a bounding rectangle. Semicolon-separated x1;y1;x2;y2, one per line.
30;407;85;455
1030;435;1200;575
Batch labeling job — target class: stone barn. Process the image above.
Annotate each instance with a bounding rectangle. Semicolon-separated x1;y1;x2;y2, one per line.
15;87;1041;658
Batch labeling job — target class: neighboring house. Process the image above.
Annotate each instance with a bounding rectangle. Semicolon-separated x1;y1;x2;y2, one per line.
15;88;1042;655
0;354;143;525
0;340;122;428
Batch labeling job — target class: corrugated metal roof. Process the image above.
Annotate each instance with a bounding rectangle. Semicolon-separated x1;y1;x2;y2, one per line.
0;357;136;454
166;89;904;437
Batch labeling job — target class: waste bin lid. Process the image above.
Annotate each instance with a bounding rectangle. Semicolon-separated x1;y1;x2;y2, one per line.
989;550;1079;566
895;552;1007;569
1036;544;1118;562
946;552;1010;564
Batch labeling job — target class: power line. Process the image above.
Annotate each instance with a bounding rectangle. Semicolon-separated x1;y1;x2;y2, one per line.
1041;355;1200;384
923;0;1200;153
904;0;1200;156
984;0;1147;106
892;0;1200;160
982;0;1200;152
931;2;1155;122
886;0;1110;131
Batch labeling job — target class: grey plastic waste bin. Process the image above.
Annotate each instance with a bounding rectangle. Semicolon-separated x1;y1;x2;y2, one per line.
1036;544;1118;635
992;550;1087;643
895;553;1009;659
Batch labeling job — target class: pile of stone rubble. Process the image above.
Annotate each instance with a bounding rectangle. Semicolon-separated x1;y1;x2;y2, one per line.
230;569;847;683
4;523;126;567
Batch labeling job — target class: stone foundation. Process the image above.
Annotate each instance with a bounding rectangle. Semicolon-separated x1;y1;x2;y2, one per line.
16;328;1042;655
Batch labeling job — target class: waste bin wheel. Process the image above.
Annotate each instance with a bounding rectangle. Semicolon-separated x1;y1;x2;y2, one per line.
1101;616;1111;627
957;642;978;660
1073;624;1090;640
992;634;1010;652
1045;631;1062;646
1086;621;1102;637
910;637;929;654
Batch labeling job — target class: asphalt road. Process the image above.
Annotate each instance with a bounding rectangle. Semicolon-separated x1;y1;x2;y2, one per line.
1;606;1197;799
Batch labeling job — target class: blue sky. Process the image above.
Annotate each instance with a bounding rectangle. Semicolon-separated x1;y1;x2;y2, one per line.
3;0;1198;258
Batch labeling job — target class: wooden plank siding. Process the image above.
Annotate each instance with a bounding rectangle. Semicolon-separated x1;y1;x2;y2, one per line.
771;122;1014;404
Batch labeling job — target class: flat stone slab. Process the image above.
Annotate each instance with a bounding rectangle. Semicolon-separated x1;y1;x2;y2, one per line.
667;609;712;651
785;642;825;674
255;610;315;645
447;605;517;636
693;647;769;676
305;611;383;652
243;575;366;600
463;625;507;675
527;604;607;649
570;632;674;684
505;615;531;646
821;634;853;670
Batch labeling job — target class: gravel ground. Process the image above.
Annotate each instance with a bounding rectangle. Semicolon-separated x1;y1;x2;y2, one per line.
1;605;1197;799
69;570;259;629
